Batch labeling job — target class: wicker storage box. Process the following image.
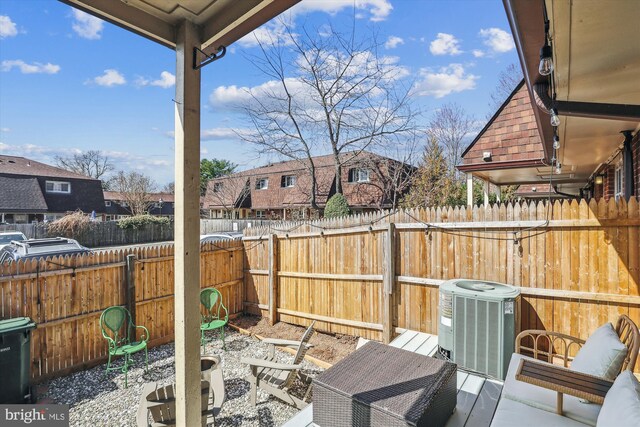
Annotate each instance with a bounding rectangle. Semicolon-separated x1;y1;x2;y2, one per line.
313;341;457;427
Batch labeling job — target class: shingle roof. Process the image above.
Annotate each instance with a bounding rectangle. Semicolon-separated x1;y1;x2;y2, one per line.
0;155;97;180
0;176;48;212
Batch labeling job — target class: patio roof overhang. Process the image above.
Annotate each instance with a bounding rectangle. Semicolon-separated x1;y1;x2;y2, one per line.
503;0;640;195
57;1;300;425
60;0;299;56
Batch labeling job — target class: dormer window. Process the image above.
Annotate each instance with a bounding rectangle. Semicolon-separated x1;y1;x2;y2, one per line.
213;182;223;192
45;180;71;193
281;175;296;188
255;178;268;190
348;168;370;183
105;201;112;207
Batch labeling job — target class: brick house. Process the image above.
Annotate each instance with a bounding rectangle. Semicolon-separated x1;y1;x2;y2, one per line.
0;155;105;223
102;191;175;220
203;151;415;219
458;80;639;203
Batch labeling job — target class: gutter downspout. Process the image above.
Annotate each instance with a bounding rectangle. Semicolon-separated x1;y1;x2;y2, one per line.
622;130;635;199
533;82;640;121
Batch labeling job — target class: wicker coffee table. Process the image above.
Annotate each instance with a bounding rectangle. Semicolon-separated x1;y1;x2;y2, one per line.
313;341;457;427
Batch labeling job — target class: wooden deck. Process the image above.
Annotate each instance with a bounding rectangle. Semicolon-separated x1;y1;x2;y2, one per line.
283;330;502;427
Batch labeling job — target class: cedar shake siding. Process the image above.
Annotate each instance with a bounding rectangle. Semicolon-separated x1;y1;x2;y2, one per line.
460;80;544;170
0;155;105;222
204;152;414;218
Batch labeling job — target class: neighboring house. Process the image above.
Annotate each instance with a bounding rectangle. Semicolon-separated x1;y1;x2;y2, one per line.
0;155;105;224
203;152;415;220
458;78;639;204
102;191;174;220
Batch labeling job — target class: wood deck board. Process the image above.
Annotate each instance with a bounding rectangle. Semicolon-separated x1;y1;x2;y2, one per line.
283;330;503;427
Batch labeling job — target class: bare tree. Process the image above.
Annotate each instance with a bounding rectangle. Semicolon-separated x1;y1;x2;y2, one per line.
111;171;157;216
488;63;523;114
239;19;416;206
55;150;114;180
162;182;175;194
352;133;420;210
204;175;250;216
428;103;474;180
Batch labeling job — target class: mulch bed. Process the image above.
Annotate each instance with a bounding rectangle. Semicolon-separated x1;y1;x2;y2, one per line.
231;315;358;366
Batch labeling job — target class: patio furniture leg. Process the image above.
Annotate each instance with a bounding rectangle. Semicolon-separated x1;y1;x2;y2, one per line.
106;353;112;375
556;392;563;415
249;367;257;406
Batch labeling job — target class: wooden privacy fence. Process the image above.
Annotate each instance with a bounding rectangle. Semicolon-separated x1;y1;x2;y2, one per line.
0;239;244;382
243;198;640;370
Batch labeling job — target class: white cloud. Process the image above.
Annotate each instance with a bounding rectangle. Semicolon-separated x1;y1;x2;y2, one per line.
479;28;514;54
136;71;175;88
1;128;9;132
291;0;393;22
429;33;462;56
0;15;17;38
385;36;404;49
412;64;478;98
472;49;485;58
1;60;60;74
71;9;103;40
89;69;126;87
237;20;293;48
238;0;393;48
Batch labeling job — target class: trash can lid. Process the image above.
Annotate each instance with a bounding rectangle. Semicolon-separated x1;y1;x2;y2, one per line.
0;317;36;334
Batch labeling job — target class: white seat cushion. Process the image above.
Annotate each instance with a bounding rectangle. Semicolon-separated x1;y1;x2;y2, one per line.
596;370;640;427
502;354;601;426
571;323;627;381
491;397;588;427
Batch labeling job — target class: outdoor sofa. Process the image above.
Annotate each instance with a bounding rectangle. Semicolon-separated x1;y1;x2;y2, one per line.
491;315;639;427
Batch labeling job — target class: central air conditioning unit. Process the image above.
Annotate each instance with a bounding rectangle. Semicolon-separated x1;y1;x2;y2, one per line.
438;279;520;380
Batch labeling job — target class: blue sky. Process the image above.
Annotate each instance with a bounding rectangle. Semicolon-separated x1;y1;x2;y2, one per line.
0;0;519;186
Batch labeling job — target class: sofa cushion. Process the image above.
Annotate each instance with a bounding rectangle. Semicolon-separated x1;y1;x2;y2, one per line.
502;354;601;426
491;396;588;427
596;370;640;427
571;323;627;381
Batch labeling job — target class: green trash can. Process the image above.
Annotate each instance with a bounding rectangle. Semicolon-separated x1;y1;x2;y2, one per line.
0;317;36;403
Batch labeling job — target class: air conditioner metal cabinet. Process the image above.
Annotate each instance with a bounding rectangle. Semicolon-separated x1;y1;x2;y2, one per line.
438;279;520;380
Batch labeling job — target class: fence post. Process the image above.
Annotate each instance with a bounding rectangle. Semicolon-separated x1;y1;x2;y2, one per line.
126;254;136;324
268;233;278;325
382;223;396;343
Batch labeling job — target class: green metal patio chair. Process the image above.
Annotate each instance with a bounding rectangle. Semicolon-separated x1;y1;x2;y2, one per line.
100;305;149;388
200;288;228;351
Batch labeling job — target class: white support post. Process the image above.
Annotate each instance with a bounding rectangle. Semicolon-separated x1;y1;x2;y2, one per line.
466;174;474;207
174;19;202;427
495;185;501;203
483;179;490;207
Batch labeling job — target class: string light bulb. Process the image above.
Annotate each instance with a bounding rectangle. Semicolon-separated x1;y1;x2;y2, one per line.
553;135;560;150
550;108;560;127
555;162;562;175
539;43;554;76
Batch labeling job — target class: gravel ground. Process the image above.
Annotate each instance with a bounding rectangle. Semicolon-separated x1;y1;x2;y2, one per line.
41;327;323;426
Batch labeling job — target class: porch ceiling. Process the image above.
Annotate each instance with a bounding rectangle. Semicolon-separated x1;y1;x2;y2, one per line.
59;0;300;54
504;0;640;194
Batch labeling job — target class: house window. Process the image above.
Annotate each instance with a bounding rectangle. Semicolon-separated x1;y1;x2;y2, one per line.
14;214;28;224
614;164;623;201
45;180;71;193
105;201;112;207
255;178;268;190
348;168;370;183
281;175;296;188
255;210;266;219
121;201;128;207
213;182;223;192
